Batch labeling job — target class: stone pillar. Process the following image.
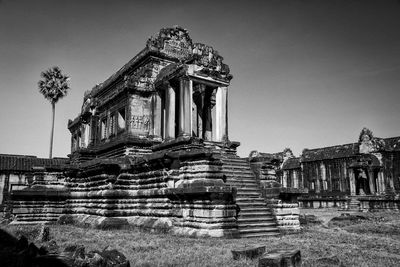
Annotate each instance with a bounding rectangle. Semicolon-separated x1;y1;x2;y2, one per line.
83;123;90;148
179;77;193;137
192;99;198;137
152;93;162;139
293;171;298;188
165;83;176;140
215;86;228;142
368;169;375;194
203;88;213;140
282;171;287;187
90;115;98;145
349;169;356;195
379;171;386;193
320;162;326;191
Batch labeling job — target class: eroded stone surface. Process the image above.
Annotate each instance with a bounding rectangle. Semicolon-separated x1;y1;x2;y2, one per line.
259;249;301;267
232;245;266;260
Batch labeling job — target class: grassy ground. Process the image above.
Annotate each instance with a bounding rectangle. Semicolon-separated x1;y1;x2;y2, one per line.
2;209;400;266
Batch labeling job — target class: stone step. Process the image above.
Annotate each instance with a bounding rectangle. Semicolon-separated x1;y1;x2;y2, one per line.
236;193;262;198
235;188;260;193
226;178;257;183
236;194;261;198
239;211;274;218
229;185;259;189
236;198;266;203
238;217;276;224
225;176;256;181
239;227;279;235
223;170;253;174
228;183;257;187
227;182;258;187
240;207;271;212
238;222;277;229
235;190;260;194
238;203;268;209
240;231;280;238
236;188;260;193
225;175;255;180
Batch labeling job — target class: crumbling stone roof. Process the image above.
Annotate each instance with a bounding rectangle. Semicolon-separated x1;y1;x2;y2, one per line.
301;143;359;162
0;154;69;172
282;158;301;170
381;136;400;151
301;136;400;162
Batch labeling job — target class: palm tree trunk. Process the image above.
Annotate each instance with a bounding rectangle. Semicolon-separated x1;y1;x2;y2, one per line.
49;102;55;159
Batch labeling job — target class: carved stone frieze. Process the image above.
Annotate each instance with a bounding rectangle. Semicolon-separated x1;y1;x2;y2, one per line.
146;26;193;61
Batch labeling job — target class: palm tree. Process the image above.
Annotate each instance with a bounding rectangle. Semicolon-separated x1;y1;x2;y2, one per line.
38;66;70;158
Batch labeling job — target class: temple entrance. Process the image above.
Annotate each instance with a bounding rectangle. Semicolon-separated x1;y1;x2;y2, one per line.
354;168;371;195
349;154;383;196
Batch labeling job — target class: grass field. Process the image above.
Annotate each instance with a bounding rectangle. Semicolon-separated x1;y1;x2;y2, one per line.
2;209;400;266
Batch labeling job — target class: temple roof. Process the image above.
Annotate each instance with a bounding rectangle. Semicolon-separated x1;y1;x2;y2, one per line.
301;143;359;162
87;26;231;99
282;157;301;170
0;154;69;172
380;136;400;151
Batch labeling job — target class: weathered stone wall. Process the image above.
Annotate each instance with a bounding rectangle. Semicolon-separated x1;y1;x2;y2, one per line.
11;172;67;223
11;149;238;238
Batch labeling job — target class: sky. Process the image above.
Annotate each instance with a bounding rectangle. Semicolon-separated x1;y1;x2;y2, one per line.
0;0;399;158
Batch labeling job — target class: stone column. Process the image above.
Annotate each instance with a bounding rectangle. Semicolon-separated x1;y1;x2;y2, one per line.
215;86;228;142
192;99;198;137
165;83;176;140
179;77;193;137
90;115;98;145
349;169;356;195
368;169;375;194
282;171;288;187
203;88;213;140
84;123;90;148
379;171;386;193
293;171;298;188
320;162;326;191
152;93;162;139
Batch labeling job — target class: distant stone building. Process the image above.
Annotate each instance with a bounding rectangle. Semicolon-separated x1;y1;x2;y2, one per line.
277;128;400;209
0;154;68;211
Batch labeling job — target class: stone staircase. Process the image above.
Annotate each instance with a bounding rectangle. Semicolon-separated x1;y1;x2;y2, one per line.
220;155;279;238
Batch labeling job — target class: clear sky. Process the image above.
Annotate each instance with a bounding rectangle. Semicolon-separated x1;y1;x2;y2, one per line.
0;0;399;158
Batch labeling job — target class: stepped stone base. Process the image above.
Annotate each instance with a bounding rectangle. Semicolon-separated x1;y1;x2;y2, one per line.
11;143;241;238
268;202;301;232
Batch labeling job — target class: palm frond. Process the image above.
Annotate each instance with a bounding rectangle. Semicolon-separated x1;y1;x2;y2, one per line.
38;66;71;104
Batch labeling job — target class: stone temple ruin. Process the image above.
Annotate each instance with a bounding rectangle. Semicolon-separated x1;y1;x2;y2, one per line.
6;26;303;238
1;26;400;238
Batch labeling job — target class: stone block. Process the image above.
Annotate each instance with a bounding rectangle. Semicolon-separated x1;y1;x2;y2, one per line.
259;249;301;267
232;245;266;260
